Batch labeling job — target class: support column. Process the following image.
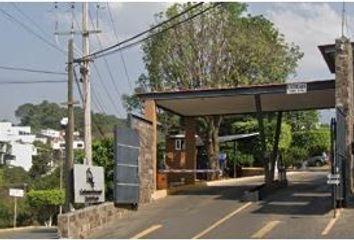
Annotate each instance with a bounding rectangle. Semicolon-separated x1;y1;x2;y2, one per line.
255;95;269;185
335;37;354;199
185;117;197;184
144;100;157;191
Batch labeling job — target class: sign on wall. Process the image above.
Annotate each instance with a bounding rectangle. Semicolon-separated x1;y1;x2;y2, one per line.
9;188;24;198
73;164;105;203
286;82;307;94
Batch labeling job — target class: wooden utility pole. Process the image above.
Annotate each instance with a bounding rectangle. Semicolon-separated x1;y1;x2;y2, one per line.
81;2;92;165
64;38;75;213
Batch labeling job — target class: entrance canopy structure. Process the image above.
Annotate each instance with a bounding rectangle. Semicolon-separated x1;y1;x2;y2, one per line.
138;79;336;187
138;79;335;117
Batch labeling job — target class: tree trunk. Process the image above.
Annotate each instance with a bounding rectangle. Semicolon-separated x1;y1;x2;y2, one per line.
204;116;222;180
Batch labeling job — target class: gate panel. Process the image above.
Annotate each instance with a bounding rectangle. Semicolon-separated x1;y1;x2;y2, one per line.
331;106;347;205
334;106;347;205
114;127;140;204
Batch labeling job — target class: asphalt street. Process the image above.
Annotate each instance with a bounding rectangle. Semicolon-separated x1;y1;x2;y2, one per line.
1;169;353;239
0;227;58;239
89;169;353;239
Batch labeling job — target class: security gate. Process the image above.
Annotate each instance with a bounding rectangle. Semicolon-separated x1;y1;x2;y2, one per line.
114;127;140;205
330;106;347;208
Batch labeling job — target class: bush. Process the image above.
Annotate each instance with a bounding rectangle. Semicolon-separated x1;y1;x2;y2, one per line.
27;189;64;227
292;128;330;156
283;146;308;168
229;152;255;167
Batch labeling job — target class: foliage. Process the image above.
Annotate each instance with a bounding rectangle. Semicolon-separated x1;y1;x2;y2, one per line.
74;138;115;201
1;166;29;188
30;167;60;191
0;201;11;228
122;3;302;179
292;128;330;156
15;101;126;139
27;189;64;226
228;152;254;167
29;141;53;180
284;111;320;131
283;146;308;168
265;121;292;153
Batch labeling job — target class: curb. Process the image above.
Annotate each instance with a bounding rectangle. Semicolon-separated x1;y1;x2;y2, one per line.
0;226;57;234
152;171;302;201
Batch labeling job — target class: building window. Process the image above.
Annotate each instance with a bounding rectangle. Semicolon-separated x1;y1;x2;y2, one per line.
175;139;185;151
77;143;83;148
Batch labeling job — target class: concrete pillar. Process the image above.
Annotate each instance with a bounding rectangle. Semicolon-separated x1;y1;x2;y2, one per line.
335;36;354;197
144;99;157;191
184;117;197;184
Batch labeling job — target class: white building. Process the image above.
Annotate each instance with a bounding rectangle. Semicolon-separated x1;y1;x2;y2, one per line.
35;128;84;151
0;122;36;171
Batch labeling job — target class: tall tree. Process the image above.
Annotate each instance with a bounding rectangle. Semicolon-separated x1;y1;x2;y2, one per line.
15;101;126;139
128;3;303;179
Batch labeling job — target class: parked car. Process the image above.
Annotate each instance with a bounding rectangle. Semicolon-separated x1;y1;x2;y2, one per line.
305;155;327;167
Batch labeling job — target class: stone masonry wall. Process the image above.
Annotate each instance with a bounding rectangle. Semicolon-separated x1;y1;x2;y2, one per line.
335;36;354;198
57;202;133;238
131;115;155;204
58;115;155;238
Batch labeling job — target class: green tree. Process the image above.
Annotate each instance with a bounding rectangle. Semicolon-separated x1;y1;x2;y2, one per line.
15;101;126;138
29;141;53;180
75;138;114;200
126;3;302;179
27;189;64;227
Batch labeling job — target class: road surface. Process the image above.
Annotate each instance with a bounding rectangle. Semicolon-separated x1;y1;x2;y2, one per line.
90;169;353;239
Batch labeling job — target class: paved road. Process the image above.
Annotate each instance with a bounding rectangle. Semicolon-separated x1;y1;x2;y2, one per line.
0;227;58;239
90;170;354;239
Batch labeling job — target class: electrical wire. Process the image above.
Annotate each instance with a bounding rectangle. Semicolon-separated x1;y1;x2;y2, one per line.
77;2;205;61
72;13;124;117
0;7;66;55
73;67;105;138
0;65;66;75
0;80;66;85
88;11;123;98
106;2;133;91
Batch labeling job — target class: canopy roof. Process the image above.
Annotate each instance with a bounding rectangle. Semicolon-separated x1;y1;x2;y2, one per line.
318;42;354;74
137;80;335;117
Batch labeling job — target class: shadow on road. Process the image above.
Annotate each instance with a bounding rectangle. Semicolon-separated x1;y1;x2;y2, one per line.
252;177;332;216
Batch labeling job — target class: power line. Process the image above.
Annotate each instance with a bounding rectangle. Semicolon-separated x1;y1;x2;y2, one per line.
0;80;66;85
77;2;204;61
106;2;133;91
73;67;105;138
72;13;124;117
0;65;66;75
10;3;52;40
92;3;220;59
88;11;123;98
0;7;66;55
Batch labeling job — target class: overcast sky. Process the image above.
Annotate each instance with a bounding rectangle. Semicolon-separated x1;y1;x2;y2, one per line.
0;2;348;123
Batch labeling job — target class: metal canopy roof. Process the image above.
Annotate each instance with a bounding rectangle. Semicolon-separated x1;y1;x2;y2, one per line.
137;80;335;117
318;42;354;74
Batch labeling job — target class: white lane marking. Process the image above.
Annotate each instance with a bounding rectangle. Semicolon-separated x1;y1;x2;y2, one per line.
321;208;342;236
251;220;281;239
192;202;252;239
130;224;162;239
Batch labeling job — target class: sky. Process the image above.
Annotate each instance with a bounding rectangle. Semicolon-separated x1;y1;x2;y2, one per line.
0;2;349;123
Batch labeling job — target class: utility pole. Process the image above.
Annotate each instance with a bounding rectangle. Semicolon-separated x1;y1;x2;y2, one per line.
55;2;100;166
81;2;92;165
64;38;75;213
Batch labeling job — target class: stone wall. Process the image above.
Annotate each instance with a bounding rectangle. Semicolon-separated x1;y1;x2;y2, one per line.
335;37;354;198
131;115;155;204
57;202;133;238
58;115;156;238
